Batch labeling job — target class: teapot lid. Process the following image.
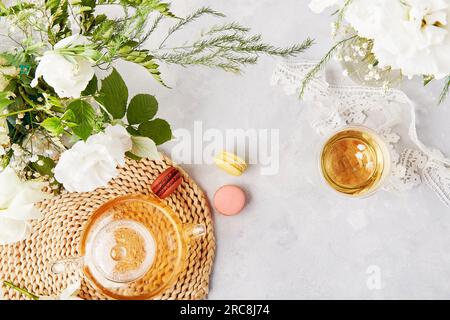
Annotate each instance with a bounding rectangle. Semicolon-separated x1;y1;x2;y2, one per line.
85;218;156;284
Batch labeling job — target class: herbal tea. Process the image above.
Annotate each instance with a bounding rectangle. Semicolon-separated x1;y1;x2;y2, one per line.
320;127;389;197
79;196;190;299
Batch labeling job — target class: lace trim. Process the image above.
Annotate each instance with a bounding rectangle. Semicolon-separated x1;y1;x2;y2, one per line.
272;59;450;206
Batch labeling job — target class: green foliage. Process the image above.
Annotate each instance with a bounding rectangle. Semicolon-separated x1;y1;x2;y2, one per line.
0;2;35;16
439;76;450;105
333;0;353;32
40;117;64;135
45;0;71;45
96;69;128;119
118;41;166;86
0;0;311;186
127;94;158;125
67;99;96;140
82;75;98;96
0;92;13;111
300;35;357;98
153;7;314;73
138;118;171;145
423;75;434;86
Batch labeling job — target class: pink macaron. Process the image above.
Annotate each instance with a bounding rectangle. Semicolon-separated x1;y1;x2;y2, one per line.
214;185;246;216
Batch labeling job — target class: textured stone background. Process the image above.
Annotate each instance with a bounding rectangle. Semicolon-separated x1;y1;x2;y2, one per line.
115;0;450;299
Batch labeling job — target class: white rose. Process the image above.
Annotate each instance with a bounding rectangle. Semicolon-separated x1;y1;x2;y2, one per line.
31;35;94;98
87;125;133;166
0;167;50;245
54;125;133;193
345;0;450;78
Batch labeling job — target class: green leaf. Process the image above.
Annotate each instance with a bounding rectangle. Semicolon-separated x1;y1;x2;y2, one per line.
96;68;128;119
125;151;142;161
0;2;35;16
45;0;71;44
92;19;115;40
130;135;161;160
126;126;140;136
439;76;450;105
67;99;96;140
30;156;61;190
138;118;172;145
147;0;176;18
118;43;168;87
40;117;64;135
423;75;434;86
30;156;56;177
127;94;158;125
0;92;13;112
82;74;98;96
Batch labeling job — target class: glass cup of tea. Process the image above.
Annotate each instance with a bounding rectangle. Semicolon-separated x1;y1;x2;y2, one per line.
319;126;391;198
50;194;206;300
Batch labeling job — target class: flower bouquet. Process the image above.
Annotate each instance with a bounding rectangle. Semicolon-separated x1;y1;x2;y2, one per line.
0;0;312;245
303;0;450;103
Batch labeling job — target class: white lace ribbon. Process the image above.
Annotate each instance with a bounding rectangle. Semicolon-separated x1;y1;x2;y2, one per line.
271;59;450;207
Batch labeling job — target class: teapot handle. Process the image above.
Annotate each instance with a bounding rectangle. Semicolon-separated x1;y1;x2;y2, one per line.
50;257;84;275
183;223;206;241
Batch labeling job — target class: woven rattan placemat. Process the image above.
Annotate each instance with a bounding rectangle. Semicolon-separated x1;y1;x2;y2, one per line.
0;156;215;300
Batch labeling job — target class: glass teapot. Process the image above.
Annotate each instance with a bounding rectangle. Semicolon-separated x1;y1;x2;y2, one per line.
51;194;206;300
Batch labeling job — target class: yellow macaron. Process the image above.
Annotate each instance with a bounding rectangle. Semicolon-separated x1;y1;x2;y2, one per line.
214;151;248;176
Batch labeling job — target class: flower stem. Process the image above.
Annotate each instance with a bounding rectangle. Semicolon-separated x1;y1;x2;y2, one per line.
3;281;40;300
0;108;34;118
299;35;357;98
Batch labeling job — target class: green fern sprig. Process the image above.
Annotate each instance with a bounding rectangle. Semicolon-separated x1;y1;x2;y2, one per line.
334;0;353;32
152;10;314;74
439;76;450;104
299;35;357;98
204;22;251;36
158;7;226;49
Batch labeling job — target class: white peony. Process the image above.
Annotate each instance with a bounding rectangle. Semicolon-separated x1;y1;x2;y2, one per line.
54;125;133;193
0;167;50;245
87;125;133;166
344;0;450;78
31;35;94;98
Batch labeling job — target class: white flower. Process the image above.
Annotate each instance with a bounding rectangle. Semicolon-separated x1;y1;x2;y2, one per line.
345;0;450;78
31;35;94;98
40;280;82;300
54;125;132;193
0;167;50;245
87;125;133;166
309;0;342;13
